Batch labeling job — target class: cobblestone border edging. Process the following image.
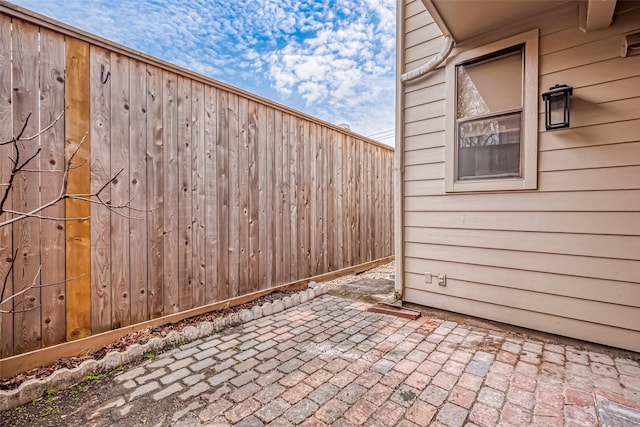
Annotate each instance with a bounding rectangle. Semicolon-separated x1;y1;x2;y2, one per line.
0;284;329;411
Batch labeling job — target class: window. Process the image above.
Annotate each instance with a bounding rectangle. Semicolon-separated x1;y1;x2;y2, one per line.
445;29;539;192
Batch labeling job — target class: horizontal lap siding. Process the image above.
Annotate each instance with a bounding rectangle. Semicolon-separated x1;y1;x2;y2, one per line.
401;1;640;351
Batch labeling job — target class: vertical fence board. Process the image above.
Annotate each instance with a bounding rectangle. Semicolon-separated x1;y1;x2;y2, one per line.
38;28;66;347
288;116;298;280
0;14;13;357
146;65;164;319
238;97;249;296
89;46;111;333
366;142;372;261
302;121;311;278
129;59;148;324
266;107;275;287
309;123;318;277
281;114;291;281
336;133;344;270
228;93;239;298
65;37;91;341
327;131;335;271
110;53;131;329
177;76;193;311
216;90;229;300
273;109;283;284
257;104;268;289
192;82;206;307
162;71;179;314
12;19;41;354
319;127;327;274
248;100;259;292
204;86;217;303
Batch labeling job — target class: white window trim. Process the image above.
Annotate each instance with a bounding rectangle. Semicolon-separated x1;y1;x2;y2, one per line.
445;29;539;193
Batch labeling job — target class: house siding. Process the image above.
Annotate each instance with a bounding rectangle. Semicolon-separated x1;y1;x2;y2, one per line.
400;0;640;351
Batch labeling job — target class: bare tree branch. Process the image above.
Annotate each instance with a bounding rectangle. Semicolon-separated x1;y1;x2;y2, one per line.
1;110;145;316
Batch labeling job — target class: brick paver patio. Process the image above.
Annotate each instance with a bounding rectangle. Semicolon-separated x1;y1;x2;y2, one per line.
47;295;640;426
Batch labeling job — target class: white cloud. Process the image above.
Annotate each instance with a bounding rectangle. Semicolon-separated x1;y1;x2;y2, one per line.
12;0;396;140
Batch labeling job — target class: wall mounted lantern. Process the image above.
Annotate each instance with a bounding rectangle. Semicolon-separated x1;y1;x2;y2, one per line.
542;84;573;130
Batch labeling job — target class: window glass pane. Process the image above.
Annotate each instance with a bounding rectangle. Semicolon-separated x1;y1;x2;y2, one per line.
458;113;521;179
457;50;523;119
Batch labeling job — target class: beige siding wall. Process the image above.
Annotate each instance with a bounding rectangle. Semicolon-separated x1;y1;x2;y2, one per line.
400;0;640;351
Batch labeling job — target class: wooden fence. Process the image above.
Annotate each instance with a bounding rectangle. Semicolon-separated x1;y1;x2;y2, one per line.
0;5;394;358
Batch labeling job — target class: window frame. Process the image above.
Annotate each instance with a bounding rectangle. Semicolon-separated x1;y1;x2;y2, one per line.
445;29;539;192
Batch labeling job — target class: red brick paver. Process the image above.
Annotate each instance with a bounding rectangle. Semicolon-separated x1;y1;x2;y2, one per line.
15;294;640;427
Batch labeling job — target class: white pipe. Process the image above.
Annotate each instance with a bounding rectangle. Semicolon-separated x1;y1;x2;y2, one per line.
400;35;454;83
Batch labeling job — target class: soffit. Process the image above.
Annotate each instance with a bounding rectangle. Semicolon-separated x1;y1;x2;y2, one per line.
422;0;573;43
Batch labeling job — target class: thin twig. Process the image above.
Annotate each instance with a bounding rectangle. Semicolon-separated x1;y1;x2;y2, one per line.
0;111;63;146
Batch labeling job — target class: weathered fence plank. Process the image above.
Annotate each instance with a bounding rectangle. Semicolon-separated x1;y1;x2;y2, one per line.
39;27;66;348
146;64;164;319
177;76;193;311
204;85;218;304
228;92;239;298
12;18;40;354
162;71;179;315
288;116;298;281
0;14;14;358
216;89;229;301
90;46;112;333
248;100;259;293
110;52;131;329
238;96;249;297
129;59;148;324
192;81;206;308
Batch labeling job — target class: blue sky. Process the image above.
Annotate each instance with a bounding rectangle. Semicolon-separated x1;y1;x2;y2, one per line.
13;0;396;145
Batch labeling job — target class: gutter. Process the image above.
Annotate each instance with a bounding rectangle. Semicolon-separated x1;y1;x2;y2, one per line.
393;0;405;300
400;34;454;83
395;2;454;301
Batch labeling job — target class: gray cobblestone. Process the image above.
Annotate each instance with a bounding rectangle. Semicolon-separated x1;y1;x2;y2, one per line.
153;383;183;401
278;358;305;374
234;358;260;373
147;357;175;369
309;383;340;405
194;346;220;360
236;348;259;361
198;338;222;350
337;383;368;404
231;370;260;387
136;368;167;384
160;367;191;385
239;339;259;351
129;381;160;401
466;361;490;377
208;369;237;386
115;366;146;383
284;398;319;424
256;340;278;352
174;347;200;360
122;380;137;389
436;402;468;427
168;357;196;372
179;381;211;400
191;357;217;372
182;373;206;386
217;348;239;360
255;398;291;423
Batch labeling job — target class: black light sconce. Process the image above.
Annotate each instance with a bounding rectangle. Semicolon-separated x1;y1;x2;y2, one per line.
542;84;573;130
